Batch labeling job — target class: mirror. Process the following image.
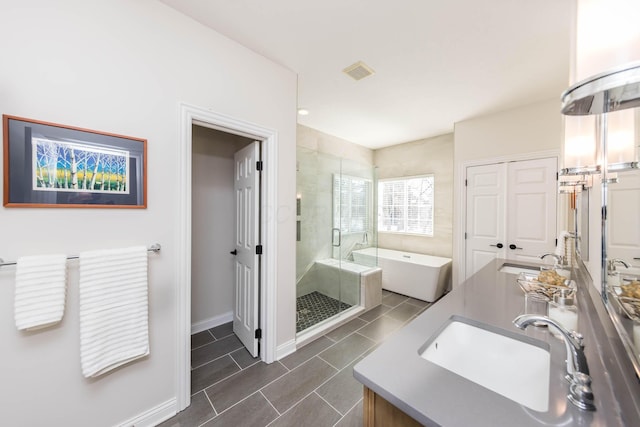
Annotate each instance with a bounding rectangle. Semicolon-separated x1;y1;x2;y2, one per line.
562;61;640;378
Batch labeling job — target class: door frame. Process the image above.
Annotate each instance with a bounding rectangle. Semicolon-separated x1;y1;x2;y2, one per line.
176;103;278;411
453;149;561;287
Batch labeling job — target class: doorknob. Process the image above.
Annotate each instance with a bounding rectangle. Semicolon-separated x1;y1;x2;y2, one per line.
489;243;504;248
230;249;238;255
509;244;523;250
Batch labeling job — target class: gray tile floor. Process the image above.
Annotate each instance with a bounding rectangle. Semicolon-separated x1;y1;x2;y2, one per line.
159;290;432;427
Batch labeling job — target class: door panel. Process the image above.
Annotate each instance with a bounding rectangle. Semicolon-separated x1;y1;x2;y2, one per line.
465;164;505;278
507;158;557;259
608;171;640;267
233;141;260;357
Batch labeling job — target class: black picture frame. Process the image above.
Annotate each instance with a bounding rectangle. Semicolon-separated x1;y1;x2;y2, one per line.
3;115;147;208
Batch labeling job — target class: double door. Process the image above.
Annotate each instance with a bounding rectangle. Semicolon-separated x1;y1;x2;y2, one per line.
465;157;558;279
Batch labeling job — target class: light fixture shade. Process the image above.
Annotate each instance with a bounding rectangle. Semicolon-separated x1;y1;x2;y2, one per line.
606;109;638;171
561;115;600;175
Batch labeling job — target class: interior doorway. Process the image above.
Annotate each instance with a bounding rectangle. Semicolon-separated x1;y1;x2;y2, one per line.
191;126;260;357
177;103;279;412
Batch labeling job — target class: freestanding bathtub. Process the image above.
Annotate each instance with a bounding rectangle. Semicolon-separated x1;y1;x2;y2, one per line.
351;247;452;302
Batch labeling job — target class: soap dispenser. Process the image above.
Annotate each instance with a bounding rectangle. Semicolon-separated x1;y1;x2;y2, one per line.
548;289;578;337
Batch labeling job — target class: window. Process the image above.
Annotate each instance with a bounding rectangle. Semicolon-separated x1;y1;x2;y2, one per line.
378;175;434;236
333;174;371;233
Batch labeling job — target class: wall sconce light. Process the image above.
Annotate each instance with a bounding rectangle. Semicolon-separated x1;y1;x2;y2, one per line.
606;108;638;171
559;61;640;193
561;115;599;175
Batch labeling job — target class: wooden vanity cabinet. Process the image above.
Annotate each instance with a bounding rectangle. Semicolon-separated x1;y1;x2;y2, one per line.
363;386;423;427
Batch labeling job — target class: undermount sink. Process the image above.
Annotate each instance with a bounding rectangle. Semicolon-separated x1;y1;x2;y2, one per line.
498;263;541;275
419;316;550;412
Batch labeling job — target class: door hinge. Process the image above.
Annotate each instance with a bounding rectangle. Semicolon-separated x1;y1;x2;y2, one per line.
256;160;263;171
256;245;263;255
464;232;467;240
556;172;559;181
555;238;558;246
255;328;262;339
465;179;468;186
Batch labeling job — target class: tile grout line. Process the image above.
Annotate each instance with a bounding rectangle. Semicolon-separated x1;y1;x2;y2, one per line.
196;357;257;395
228;353;243;371
314;390;346;417
191;345;244;371
259;390;282;417
255;357;336;415
203;359;291;412
331;397;364;427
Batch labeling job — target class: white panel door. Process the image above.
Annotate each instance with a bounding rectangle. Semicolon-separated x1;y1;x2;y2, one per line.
465;158;557;279
608;170;640;268
233;141;260;357
506;158;558;263
465;163;506;278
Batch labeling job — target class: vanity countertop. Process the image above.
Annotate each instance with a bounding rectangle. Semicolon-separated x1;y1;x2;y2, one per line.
353;259;638;426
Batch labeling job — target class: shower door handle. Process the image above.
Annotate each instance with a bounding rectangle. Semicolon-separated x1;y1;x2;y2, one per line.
332;228;342;247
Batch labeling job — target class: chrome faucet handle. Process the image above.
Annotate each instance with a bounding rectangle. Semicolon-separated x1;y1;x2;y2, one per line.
568;372;596;411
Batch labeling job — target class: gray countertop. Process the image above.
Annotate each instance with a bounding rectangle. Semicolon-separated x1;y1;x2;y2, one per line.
353;259;636;426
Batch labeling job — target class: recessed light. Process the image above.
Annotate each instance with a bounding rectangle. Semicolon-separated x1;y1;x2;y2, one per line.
297;108;309;116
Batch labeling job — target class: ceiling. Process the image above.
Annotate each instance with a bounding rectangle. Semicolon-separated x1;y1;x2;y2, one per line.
159;0;574;149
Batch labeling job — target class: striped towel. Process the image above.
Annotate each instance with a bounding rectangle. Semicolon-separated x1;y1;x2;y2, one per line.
79;246;149;378
14;254;67;331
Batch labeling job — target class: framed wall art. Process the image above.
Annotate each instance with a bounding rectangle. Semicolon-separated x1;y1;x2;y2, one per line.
3;115;147;208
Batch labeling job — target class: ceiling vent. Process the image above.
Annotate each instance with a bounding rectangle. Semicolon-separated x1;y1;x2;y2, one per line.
342;61;375;81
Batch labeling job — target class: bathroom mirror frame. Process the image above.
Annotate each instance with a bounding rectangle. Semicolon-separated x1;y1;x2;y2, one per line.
562;61;640;379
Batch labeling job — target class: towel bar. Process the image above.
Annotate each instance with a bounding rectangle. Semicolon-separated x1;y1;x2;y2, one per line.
0;243;161;268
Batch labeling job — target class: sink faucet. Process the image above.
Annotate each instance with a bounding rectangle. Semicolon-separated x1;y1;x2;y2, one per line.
513;314;595;411
540;253;564;266
608;258;630;273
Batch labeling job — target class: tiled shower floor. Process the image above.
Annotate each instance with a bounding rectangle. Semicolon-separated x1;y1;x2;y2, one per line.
296;291;352;332
159;290;433;427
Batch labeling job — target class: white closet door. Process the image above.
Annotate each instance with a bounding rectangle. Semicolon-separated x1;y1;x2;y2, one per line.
465;163;506;278
465;157;557;279
233;141;260;357
506;158;558;263
608;170;640;268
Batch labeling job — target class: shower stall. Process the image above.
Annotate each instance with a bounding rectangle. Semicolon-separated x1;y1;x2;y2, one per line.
296;147;379;336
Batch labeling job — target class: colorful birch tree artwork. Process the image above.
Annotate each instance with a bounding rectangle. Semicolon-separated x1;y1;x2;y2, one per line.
32;137;130;194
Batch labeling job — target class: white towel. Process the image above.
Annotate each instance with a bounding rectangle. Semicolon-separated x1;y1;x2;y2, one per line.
79;246;149;378
14;254;67;331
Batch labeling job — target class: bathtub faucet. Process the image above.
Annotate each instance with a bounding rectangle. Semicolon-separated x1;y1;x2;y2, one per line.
362;232;368;245
513;314;595;411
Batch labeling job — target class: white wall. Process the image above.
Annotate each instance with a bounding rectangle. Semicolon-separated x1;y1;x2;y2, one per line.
0;1;297;426
191;126;252;331
452;99;564;286
374;133;454;259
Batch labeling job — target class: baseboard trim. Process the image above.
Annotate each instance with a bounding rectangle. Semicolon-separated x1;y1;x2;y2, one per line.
116;397;176;427
276;339;296;360
191;311;234;334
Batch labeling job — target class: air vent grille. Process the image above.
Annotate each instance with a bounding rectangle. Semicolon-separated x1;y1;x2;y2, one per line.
343;61;375;81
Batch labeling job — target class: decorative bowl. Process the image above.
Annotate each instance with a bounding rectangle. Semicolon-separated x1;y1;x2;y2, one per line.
517;271;575;300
